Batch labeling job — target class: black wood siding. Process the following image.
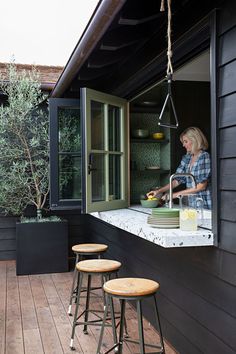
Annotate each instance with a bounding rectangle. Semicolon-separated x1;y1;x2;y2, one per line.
86;2;236;353
0;211;89;262
0;217;17;260
87;216;236;354
218;0;236;259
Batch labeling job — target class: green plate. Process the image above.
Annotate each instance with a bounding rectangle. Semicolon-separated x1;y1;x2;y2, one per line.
152;208;179;217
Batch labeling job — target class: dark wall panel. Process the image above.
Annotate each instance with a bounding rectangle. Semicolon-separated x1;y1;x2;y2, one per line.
218;0;236;35
0;239;15;251
0;217;17;260
0;250;16;260
0;216;18;228
219;60;236;97
220;126;236;158
0;213;90;261
219;25;236;66
219;93;236;128
88;216;236;354
220;251;236;286
220;221;236;253
220;191;236;222
0;228;15;240
220;158;236;190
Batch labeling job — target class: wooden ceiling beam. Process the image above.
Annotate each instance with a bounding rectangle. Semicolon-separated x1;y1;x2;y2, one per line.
118;12;162;25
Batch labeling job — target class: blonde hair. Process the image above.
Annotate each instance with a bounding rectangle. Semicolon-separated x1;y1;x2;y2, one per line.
180;126;208;153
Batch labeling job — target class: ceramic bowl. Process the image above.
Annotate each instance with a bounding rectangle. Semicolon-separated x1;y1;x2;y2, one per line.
140;199;159;208
152;132;165;140
132;129;149;138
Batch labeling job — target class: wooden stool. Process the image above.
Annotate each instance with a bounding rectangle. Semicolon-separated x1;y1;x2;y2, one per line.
68;243;108;315
97;277;165;354
70;259;121;350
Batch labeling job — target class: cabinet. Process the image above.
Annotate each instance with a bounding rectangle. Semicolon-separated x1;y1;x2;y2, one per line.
130;113;171;203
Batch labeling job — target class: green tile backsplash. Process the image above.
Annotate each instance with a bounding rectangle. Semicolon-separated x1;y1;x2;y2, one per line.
130;112;171;202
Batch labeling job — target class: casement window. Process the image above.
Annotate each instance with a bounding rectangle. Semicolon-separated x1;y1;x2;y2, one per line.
49;88;128;213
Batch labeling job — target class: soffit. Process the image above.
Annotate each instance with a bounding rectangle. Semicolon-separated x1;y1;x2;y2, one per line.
53;0;223;98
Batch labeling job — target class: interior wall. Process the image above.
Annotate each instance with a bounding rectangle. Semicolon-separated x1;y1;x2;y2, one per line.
171;81;211;173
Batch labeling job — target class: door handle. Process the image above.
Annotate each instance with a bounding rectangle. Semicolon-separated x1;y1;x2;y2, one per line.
88;153;97;174
88;164;97;174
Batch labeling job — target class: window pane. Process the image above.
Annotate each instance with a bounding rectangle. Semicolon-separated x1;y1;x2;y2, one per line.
91;101;104;150
59;155;81;200
58;107;81;152
91;154;105;202
108;105;121;151
109;154;121;200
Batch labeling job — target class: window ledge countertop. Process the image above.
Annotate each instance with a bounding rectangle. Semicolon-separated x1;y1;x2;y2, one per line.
90;205;216;248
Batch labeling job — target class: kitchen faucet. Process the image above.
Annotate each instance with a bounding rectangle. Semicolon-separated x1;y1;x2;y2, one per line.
169;173;197;208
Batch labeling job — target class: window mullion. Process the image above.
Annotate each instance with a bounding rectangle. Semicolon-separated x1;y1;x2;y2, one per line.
104;103;109;201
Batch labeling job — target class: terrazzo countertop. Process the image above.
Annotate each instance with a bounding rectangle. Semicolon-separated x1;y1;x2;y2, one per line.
90;206;215;248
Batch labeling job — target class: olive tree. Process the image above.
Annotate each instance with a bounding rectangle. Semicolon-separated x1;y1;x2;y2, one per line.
0;63;49;217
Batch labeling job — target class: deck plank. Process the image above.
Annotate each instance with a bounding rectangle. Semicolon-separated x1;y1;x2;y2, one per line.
0;261;178;354
51;272;101;353
5;261;24;354
40;273;84;354
0;261;7;354
29;274;64;354
18;276;44;354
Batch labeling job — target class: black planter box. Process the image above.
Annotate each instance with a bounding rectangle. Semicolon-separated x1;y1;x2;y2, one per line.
16;220;68;275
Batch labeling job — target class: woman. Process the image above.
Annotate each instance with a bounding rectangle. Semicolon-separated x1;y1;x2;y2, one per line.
147;126;211;209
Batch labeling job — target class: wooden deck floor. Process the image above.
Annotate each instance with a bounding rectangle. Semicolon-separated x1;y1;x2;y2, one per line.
0;261;177;354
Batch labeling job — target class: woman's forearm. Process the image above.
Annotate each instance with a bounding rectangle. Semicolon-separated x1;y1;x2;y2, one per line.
172;181;208;198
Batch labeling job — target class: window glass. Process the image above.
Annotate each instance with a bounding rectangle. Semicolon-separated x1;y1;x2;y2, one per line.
108;105;121;151
91;154;105;202
109;154;121;200
59;155;81;199
58;108;81;152
58;107;81;200
91;101;104;150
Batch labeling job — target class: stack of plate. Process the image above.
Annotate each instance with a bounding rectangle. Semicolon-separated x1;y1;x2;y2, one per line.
147;208;180;228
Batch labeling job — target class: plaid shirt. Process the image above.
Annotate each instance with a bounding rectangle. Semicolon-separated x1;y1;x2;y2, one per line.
174;151;211;209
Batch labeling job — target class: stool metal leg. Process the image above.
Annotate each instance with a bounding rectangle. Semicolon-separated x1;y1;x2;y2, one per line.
117;299;126;354
83;274;91;334
68;253;80;315
96;293;110;354
136;300;145;354
109;295;118;346
153;295;165;354
70;272;83;350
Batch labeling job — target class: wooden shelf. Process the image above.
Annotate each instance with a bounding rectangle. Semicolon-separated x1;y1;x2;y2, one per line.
130;138;169;143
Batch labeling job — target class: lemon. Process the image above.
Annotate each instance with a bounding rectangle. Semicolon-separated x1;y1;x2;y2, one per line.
180;209;197;220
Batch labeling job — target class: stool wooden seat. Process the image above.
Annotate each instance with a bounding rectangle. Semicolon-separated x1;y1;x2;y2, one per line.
72;243;108;254
70;259;122;351
68;243;108;316
76;259;121;273
97;277;165;354
104;277;159;297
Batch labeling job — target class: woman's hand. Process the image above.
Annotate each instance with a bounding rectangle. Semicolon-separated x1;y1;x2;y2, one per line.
146;189;160;198
146;188;164;199
146;190;156;198
172;192;181;199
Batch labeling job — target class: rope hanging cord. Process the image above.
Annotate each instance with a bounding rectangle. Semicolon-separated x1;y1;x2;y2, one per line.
166;0;173;76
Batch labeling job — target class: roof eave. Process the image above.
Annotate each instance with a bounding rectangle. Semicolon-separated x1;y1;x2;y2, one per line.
51;0;127;98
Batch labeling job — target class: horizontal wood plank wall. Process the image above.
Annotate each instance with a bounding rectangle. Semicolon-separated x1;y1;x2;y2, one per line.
0;216;17;260
87;216;236;354
52;211;90;258
0;212;89;261
218;0;236;256
86;3;236;353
